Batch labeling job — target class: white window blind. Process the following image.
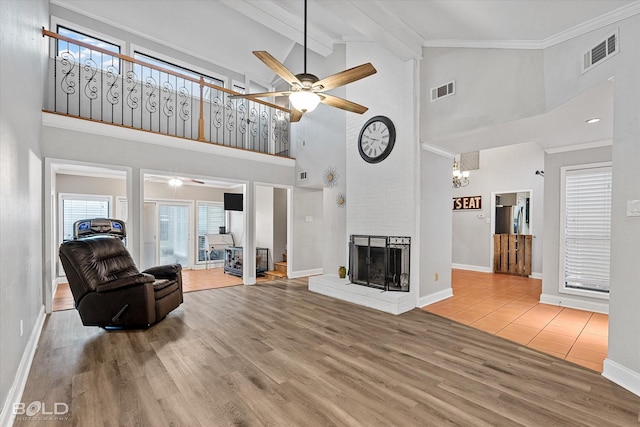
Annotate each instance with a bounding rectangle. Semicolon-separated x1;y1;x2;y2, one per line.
563;165;612;293
61;196;110;241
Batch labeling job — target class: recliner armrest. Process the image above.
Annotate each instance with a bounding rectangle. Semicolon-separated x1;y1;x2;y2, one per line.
142;264;182;279
95;273;155;293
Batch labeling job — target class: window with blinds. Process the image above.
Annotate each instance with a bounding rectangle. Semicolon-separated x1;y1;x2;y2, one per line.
561;164;612;294
61;195;111;241
197;202;226;262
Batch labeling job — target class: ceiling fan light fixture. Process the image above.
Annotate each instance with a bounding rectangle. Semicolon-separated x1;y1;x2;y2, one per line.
289;91;320;113
168;177;183;187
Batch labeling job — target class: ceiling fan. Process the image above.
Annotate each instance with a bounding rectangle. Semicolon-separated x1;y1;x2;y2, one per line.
231;0;377;122
167;177;204;187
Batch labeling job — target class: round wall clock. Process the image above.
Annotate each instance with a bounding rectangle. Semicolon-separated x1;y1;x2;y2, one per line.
358;115;396;164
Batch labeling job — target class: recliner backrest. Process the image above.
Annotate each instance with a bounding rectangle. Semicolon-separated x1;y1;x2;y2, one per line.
59;235;140;303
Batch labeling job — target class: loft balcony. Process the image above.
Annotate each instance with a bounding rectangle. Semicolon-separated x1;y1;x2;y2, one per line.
42;28;293;158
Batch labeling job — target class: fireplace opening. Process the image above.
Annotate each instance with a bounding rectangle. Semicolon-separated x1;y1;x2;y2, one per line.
349;235;410;292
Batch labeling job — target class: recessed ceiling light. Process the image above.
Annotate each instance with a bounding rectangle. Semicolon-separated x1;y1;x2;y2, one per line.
586;118;601;124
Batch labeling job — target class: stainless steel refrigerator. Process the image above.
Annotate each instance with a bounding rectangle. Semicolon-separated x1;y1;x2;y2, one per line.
495;206;515;234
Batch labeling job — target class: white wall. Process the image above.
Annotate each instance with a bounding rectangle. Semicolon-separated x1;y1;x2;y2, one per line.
256;185;275;270
273;188;287;264
346;43;417;238
541;146;612;311
541;13;640;396
419;149;453;303
606;16;640;388
287;44;347;189
0;0;48;421
422;47;545;145
345;42;419;304
290;187;323;276
451;142;544;275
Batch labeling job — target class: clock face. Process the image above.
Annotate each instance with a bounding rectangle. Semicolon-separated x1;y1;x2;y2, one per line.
358;116;396;163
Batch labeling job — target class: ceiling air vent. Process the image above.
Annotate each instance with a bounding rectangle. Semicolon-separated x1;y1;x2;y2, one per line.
583;30;618;73
430;80;455;102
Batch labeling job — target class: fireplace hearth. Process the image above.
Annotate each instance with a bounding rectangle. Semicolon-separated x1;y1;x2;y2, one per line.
349;235;410;292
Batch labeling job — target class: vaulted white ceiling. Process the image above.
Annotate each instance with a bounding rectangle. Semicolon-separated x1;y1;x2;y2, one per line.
52;0;638;152
53;0;636;79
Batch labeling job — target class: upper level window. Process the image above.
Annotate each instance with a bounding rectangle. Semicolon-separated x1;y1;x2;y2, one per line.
133;51;224;88
56;25;121;72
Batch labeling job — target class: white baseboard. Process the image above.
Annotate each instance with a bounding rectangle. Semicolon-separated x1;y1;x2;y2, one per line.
289;268;323;279
0;306;46;427
451;264;542;279
418;288;454;307
539;293;609;314
603;358;640;397
451;263;491;273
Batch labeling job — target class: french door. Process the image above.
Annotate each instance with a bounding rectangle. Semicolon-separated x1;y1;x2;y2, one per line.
143;201;191;270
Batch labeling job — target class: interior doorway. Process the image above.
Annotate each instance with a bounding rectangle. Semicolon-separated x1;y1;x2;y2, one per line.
254;184;290;279
491;189;533;276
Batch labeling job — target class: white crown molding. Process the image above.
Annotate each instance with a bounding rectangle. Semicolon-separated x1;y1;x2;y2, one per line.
542;1;640;48
424;39;542;50
423;2;640;51
421;143;454;158
544;139;613;154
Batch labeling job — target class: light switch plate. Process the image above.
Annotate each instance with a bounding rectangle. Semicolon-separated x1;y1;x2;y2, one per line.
627;200;640;217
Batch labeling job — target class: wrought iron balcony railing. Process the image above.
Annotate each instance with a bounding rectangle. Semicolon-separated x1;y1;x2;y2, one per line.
42;28;292;157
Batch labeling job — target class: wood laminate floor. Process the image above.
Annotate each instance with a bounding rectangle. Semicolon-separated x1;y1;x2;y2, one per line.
16;278;640;426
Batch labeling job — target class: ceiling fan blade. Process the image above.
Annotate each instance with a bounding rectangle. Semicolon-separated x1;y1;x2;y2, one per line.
318;93;368;114
253;51;302;86
313;63;377;92
290;109;303;122
229;91;291;99
188;178;205;184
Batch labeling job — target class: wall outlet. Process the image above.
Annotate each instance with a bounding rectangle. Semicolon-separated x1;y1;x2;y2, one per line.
305;216;313;222
20;319;23;337
434;273;439;281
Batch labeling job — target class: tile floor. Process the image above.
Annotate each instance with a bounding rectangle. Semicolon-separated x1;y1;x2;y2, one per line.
423;269;609;372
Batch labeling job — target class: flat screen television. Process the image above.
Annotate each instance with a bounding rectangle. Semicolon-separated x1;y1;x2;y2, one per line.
224;193;243;211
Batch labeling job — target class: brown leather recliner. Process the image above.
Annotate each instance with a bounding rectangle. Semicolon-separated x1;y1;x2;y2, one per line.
59;235;183;328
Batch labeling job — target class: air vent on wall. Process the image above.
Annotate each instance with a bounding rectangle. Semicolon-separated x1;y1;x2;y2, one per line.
430;80;455;102
299;171;307;181
583;30;618;73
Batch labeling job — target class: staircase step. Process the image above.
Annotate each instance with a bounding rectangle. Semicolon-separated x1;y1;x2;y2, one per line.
274;261;287;273
264;270;287;280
